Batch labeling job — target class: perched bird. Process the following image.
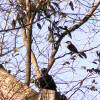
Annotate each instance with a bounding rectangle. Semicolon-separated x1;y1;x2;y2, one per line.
12;13;17;28
35;68;57;91
69;1;74;10
65;41;87;58
12;20;16;28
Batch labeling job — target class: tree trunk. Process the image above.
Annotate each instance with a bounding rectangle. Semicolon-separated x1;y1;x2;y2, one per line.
38;89;56;100
0;65;37;100
0;65;62;100
25;0;32;86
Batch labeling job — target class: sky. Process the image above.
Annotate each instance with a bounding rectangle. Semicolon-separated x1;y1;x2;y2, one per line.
0;0;100;100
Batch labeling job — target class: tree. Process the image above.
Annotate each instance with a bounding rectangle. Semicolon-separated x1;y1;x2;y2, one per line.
0;0;100;99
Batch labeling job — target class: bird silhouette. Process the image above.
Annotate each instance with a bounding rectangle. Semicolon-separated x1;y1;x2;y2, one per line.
65;41;87;58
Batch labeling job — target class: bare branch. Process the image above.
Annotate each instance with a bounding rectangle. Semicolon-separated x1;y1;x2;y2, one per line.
68;0;100;32
47;0;100;71
31;52;41;78
25;28;32;86
22;28;41;79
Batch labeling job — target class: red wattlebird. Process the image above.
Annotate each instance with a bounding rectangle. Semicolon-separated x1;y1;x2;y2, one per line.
65;41;87;58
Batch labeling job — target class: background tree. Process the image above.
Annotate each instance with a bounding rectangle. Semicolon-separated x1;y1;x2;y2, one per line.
0;0;100;99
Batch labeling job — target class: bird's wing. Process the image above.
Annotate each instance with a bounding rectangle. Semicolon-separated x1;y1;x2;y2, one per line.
68;44;78;53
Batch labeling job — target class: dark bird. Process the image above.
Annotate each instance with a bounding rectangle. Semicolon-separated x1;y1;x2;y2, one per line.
12;13;17;28
69;1;74;10
65;41;87;58
35;68;57;91
12;19;16;28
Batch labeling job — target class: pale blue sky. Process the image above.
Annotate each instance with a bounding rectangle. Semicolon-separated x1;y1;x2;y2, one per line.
0;0;100;100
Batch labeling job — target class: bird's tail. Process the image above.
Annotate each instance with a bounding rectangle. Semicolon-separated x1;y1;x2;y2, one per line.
79;54;83;58
79;52;87;58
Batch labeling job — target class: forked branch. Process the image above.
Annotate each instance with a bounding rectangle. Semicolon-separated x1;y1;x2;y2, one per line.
47;0;100;71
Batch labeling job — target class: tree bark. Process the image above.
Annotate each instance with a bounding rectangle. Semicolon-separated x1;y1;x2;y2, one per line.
24;0;32;86
0;65;37;100
38;89;56;100
22;0;41;80
0;65;60;100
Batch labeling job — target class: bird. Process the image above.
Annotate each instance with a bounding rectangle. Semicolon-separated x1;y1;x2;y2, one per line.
35;68;57;91
12;19;16;28
12;13;17;28
65;41;87;58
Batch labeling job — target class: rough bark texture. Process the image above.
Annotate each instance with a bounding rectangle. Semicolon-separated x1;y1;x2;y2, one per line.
37;89;66;100
0;65;37;100
25;26;32;85
38;89;56;100
24;0;32;86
